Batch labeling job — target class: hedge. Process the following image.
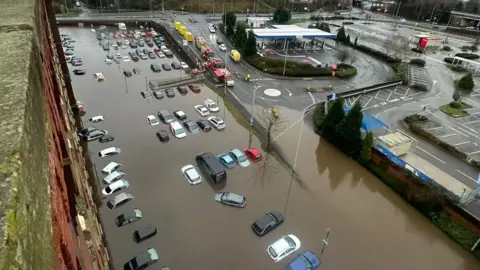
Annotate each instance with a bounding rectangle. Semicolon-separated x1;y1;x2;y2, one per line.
246;56;357;78
442;46;452;51
454;53;480;60
346;43;401;63
409;58;426;67
444;57;463;64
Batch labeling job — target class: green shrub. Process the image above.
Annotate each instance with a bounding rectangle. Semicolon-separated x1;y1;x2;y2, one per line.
457;73;475;91
450;65;467;72
335;63;357;78
246;55;332;77
454;53;480;59
409;58;426;67
391;63;408;84
444;57;463;64
449;101;462;109
342;21;354;25
430;211;478;250
443;45;452;51
404;114;428;124
348;43;400;63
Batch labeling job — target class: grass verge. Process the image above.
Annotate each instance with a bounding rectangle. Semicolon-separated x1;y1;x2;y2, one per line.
439;102;471;117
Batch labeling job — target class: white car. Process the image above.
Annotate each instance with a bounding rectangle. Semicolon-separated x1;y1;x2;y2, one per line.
208;116;225;130
267;234;301;262
219;44;227;51
121;45;127;49
181;165;202;185
157;52;166;58
123;56;130;62
204;99;219;112
99;147;121;158
194;105;210;117
89;115;104;123
179;62;189;69
103;170;127;185
102;179;130;196
147;115;160;126
105;58;113;64
125;40;130;45
160;45;168;51
169;121;187;139
94;73;105;81
209;27;216;33
102;161;122;175
116;52;122;57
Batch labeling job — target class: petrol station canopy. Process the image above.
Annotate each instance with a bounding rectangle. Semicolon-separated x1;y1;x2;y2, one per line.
251;25;337;40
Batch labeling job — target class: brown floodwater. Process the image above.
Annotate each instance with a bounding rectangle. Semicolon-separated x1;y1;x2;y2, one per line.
62;27;480;270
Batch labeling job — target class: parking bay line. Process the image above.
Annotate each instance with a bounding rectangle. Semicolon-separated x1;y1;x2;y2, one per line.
456;126;480;139
458;122;479;134
454;141;470;146
448;126;469;137
456;170;477;183
415;146;446;164
440;134;456;138
426;126;442;131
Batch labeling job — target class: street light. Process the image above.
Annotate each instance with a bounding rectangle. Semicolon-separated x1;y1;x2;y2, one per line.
282;39;289;76
248;83;262;149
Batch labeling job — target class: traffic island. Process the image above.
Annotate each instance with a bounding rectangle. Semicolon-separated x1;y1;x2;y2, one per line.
439;102;472;117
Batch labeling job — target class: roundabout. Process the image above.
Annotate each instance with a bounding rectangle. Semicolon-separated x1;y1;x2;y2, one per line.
263;88;282;97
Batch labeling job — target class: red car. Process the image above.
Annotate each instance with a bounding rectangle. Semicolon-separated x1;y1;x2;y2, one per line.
72;61;83;66
188;84;201;93
244;148;263;162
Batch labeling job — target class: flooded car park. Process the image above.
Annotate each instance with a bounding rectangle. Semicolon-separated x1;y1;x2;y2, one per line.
62;26;480;270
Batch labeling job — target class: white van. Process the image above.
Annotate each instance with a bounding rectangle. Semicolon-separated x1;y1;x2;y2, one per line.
103;170;126;184
169;121;187;139
102;162;122;175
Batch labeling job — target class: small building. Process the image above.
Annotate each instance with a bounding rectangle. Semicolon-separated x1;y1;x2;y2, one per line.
375;132;413;156
246;17;270;28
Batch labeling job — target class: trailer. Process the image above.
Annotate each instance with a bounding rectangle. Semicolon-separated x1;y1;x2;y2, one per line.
214;69;234;87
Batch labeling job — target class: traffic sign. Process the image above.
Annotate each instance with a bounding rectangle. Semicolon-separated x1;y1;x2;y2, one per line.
322;236;329;245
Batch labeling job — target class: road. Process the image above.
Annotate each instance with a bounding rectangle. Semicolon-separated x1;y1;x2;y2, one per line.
63;25;480;270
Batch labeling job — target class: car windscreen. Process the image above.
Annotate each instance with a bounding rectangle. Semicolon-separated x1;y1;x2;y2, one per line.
174;127;185;135
268;247;278;258
105;186;112;193
237;154;247;162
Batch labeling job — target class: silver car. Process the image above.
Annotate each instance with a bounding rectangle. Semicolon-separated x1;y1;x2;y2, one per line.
107;192;133;209
181;165;202;185
215;192;246;208
103;170;126;184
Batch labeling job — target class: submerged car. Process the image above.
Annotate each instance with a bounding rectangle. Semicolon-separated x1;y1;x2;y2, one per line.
194;105;209;117
78;127;107;141
217;153;235;169
244;148;263;162
115;209;142;227
251;211;284;236
196;120;212;132
267;235;301;262
99;146;122;158
124;248;159;270
102;179;130;196
181;165;202;185
208;116;225;130
183;120;200;134
215;192;246;208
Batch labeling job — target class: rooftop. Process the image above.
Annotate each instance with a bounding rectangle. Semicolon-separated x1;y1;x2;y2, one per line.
251;25;336;39
377;132;413;148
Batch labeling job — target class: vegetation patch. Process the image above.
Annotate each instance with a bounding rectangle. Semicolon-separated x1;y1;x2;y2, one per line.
454;53;480;60
457;73;475;91
390;63;409;84
442;45;452;51
440;102;472;117
409;58;426;67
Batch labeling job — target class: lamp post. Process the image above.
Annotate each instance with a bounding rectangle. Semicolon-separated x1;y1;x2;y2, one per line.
282;39;289;76
122;68;129;93
248;83;262;149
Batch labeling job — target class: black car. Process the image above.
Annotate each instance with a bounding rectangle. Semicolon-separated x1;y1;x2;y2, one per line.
165;88;175;98
131;55;139;62
161;63;171;71
216;39;223;45
177;86;188;95
171;62;181;69
78;127;107;141
133;224;158;243
146;40;154;47
130;42;138;48
143;48;150;54
133;68;142;75
124;248;159;270
164;50;173;58
156;130;170;142
128;51;135;57
141;91;153;99
150;64;161;72
196;120;212;132
251;211;284;236
73;69;86;75
99;135;115;143
148;52;156;59
153;90;164;99
183;120;200;133
135;48;143;55
123;70;133;77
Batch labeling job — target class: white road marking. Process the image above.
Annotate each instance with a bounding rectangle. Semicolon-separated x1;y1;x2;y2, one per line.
415;146;446;164
426;126;442;131
464;97;478;104
389;98;399;103
466;119;480;124
363;96;374;108
384;106;397;113
407;92;423;97
457;126;480;139
404;101;416;105
454;141;470;146
440;134;456;138
308;92;315;104
404;87;410;96
448;126;469;137
469;150;480;155
458;122;479;134
285;88;292;97
374;90;382;99
386;90;393;101
456;170;477;183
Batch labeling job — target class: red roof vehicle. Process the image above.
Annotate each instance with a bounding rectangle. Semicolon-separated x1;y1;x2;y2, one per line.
244;148;263;162
188;84;201;93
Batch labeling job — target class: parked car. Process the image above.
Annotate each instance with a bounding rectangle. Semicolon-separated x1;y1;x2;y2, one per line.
164;50;173;58
124;248;159;270
103;170;126;185
268;235;301;262
148;52;156;59
208;116;225;130
165;88;175;98
94;73;104;81
161;63;171;71
147;115;160;126
171;62;181;69
169;121;187;139
188;84;201;93
284;251;320;270
99;135;114;143
219;44;227;51
196;119;212;132
156;51;166;58
150;64;161;72
115;209;142;227
156;130;170;142
229;148;250;167
78;127;107;141
131;55;139;62
153;90;164;99
133;224;158;243
204;98;219;112
73;69;86;75
183;120;200;133
141;91;153;99
214;192;246;208
158;109;174;124
251;211;284;236
124;70;133;77
133;68;142;74
139;53;148;60
217;153;235;168
173;110;187;120
180;62;189;69
177;85;188;95
194;105;209;116
107;192;133;209
102;179;130;196
181;165;203;185
244;148;263;162
99;146;122;158
101;161;122;175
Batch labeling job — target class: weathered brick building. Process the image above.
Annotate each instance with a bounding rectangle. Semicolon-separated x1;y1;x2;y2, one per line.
0;0;109;269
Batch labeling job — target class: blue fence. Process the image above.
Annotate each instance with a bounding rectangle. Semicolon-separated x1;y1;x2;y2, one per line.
376;145;460;201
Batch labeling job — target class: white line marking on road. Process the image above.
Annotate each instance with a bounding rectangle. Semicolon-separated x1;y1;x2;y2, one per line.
404;98;413;101
285;88;292;97
383;106;397;113
464;97;478;104
448;126;469;137
408;92;423;97
404;87;410;97
458;122;479;134
469;150;480;155
363;96;374;108
352;95;361;105
457;126;480;139
466;119;480;124
454;141;470;146
457;170;477;183
308;92;315;104
404;101;416;105
440;134;456;138
374;90;381;100
386;90;393;101
415;146;446;164
426;126;442;131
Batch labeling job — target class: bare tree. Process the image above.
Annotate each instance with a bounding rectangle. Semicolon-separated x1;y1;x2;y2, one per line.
256;107;288;182
335;46;353;63
383;34;411;59
349;52;358;65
